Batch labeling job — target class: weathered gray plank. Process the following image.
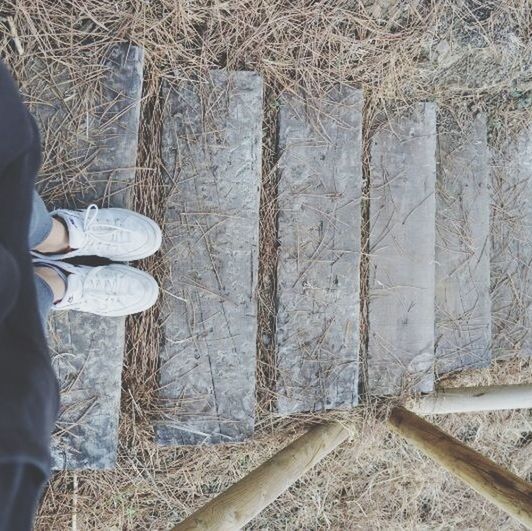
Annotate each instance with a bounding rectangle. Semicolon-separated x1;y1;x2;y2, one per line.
491;125;532;358
435;112;491;375
29;44;144;469
156;71;262;445
48;312;126;470
275;88;363;414
368;103;437;395
28;44;144;207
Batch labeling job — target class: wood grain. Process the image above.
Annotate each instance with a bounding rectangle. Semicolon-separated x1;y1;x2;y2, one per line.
435;112;491;374
491;125;532;358
276;87;363;414
368;103;437;395
157;71;263;445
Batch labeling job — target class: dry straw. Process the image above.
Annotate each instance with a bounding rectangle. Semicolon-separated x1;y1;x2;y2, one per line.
0;0;530;528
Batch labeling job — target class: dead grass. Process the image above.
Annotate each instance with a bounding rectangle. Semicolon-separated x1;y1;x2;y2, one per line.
0;0;531;529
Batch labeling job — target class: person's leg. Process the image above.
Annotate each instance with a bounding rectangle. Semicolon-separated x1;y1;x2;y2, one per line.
33;269;60;325
0;244;20;323
29;191;53;250
0;61;59;531
0;463;45;531
30;191;70;254
29;192;68;324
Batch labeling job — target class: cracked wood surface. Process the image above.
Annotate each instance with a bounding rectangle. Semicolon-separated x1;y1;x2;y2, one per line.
435;112;491;374
275;87;363;414
29;43;144;469
368;103;437;395
157;71;263;445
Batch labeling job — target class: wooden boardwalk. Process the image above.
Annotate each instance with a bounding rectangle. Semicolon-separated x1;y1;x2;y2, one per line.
491;125;532;359
435;112;491;375
24;48;531;462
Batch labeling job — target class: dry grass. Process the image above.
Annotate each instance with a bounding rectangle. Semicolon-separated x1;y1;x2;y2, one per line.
0;0;531;529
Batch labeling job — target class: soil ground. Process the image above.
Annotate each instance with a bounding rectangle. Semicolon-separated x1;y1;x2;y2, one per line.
1;1;531;529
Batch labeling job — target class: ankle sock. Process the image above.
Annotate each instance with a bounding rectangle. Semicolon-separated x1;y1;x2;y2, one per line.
52;215;73;253
37;263;68;304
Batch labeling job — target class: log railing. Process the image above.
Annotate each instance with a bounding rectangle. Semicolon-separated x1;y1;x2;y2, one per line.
172;384;532;530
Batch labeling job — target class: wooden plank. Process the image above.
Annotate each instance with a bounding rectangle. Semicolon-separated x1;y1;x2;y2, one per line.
491;125;532;358
48;312;126;469
157;71;263;445
275;87;363;414
368;103;437;395
435;112;491;374
28;44;144;469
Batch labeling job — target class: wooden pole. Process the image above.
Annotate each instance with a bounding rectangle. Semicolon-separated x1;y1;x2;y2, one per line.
408;384;532;415
388;406;532;528
172;422;350;531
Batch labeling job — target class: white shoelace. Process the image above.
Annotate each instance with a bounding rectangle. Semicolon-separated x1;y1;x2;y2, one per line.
67;265;126;309
81;204;135;250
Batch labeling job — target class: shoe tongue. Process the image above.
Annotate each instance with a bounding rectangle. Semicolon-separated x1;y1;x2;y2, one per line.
56;211;85;250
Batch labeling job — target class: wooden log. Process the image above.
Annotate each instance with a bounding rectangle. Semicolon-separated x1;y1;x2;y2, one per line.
172;422;350;531
408;384;532;415
388;406;532;528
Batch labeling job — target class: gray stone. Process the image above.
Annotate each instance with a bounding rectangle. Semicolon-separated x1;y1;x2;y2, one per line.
435;112;491;374
368;103;437;395
275;87;363;414
30;44;144;469
156;71;263;445
491;125;532;358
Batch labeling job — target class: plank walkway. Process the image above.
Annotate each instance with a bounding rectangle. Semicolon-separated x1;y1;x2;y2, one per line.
275;88;363;414
23;49;522;459
156;71;263;445
368;103;437;395
491;125;532;358
435;112;491;375
29;44;144;469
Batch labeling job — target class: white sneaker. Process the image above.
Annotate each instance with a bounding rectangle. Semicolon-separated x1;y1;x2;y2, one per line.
35;260;159;317
40;205;162;262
